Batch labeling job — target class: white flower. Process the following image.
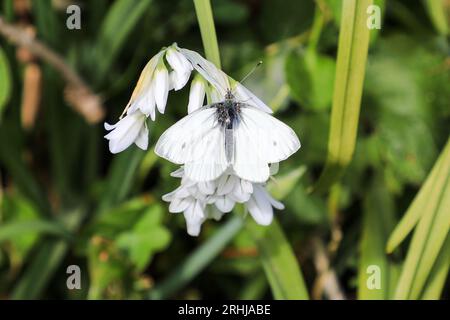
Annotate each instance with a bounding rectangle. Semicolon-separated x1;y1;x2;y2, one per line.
166;46;193;91
154;60;170;114
126;51;164;120
187;74;207;113
104;110;148;154
163;167;283;236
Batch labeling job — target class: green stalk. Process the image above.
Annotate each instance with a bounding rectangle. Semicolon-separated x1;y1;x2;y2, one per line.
313;0;372;193
193;0;221;68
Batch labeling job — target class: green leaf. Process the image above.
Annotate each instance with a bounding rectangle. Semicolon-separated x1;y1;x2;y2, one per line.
267;165;306;200
96;0;153;81
314;0;373;193
0;46;12;119
147;216;244;299
193;0;221;68
358;177;400;299
245;218;309;299
0;220;71;243
97;148;146;214
423;0;449;35
116;205;171;271
390;138;450;299
285;50;335;110
11;206;87;299
419;234;450;299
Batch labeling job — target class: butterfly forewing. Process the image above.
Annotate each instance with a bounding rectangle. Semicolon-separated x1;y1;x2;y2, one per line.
155;107;228;181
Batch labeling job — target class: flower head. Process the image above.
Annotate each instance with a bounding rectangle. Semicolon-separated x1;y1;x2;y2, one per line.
104;110;148;154
162;167;283;236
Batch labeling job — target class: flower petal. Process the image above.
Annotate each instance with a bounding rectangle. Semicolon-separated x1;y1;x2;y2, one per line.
214;195;235;213
188;75;206;113
184;200;206;236
154;64;169;114
246;185;275;225
104;111;147;154
134;123;149;150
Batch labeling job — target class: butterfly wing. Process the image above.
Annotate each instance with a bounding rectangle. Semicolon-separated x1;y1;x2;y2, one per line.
155;107;229;181
233;105;301;183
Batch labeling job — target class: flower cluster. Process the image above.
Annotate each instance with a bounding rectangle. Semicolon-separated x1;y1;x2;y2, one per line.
105;43;297;236
162;167;283;236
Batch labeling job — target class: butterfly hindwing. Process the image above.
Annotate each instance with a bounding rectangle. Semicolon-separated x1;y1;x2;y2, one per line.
232;105;300;182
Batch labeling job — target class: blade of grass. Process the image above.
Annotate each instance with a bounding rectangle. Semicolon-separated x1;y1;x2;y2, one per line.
97;147;146;214
393;138;450;299
95;0;153;83
0;45;11;118
0;131;50;215
386;138;445;253
245;218;309;299
419;234;450;299
358;177;400;299
0;220;72;243
423;0;449;35
193;0;221;68
11;206;86;299
147;215;244;299
313;0;372;193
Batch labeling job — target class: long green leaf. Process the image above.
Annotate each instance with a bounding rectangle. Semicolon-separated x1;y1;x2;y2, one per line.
423;0;449;35
386;139;446;252
97;147;146;213
147;216;244;299
358;177;400;299
11;206;86;299
420;234;450;299
95;0;152;82
392;138;450;299
245;219;309;299
0;45;12;119
193;0;221;68
0;220;72;243
313;0;372;193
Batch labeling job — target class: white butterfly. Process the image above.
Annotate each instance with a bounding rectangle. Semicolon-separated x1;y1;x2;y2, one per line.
155;89;300;183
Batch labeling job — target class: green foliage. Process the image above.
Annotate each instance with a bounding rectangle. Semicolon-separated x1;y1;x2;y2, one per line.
314;0;373;192
0;46;11;119
285;50;335;110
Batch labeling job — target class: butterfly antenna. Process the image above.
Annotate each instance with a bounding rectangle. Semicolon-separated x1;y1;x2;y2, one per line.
239;60;263;85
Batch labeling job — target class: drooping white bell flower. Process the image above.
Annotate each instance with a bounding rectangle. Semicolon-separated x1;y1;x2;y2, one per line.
104;110;148;154
162;167;283;236
154;59;170;114
187;74;207;113
166;46;193;91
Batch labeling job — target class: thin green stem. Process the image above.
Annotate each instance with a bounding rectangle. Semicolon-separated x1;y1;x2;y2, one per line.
193;0;221;68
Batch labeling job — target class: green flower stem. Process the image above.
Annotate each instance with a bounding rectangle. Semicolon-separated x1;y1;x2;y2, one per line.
193;0;221;68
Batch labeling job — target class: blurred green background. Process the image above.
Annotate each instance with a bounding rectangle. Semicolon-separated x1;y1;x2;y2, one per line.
0;0;449;300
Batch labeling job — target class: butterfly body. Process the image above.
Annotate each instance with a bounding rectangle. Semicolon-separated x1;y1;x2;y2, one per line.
214;91;241;129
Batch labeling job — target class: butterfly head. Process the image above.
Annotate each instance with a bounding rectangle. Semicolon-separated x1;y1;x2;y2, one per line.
224;89;235;101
